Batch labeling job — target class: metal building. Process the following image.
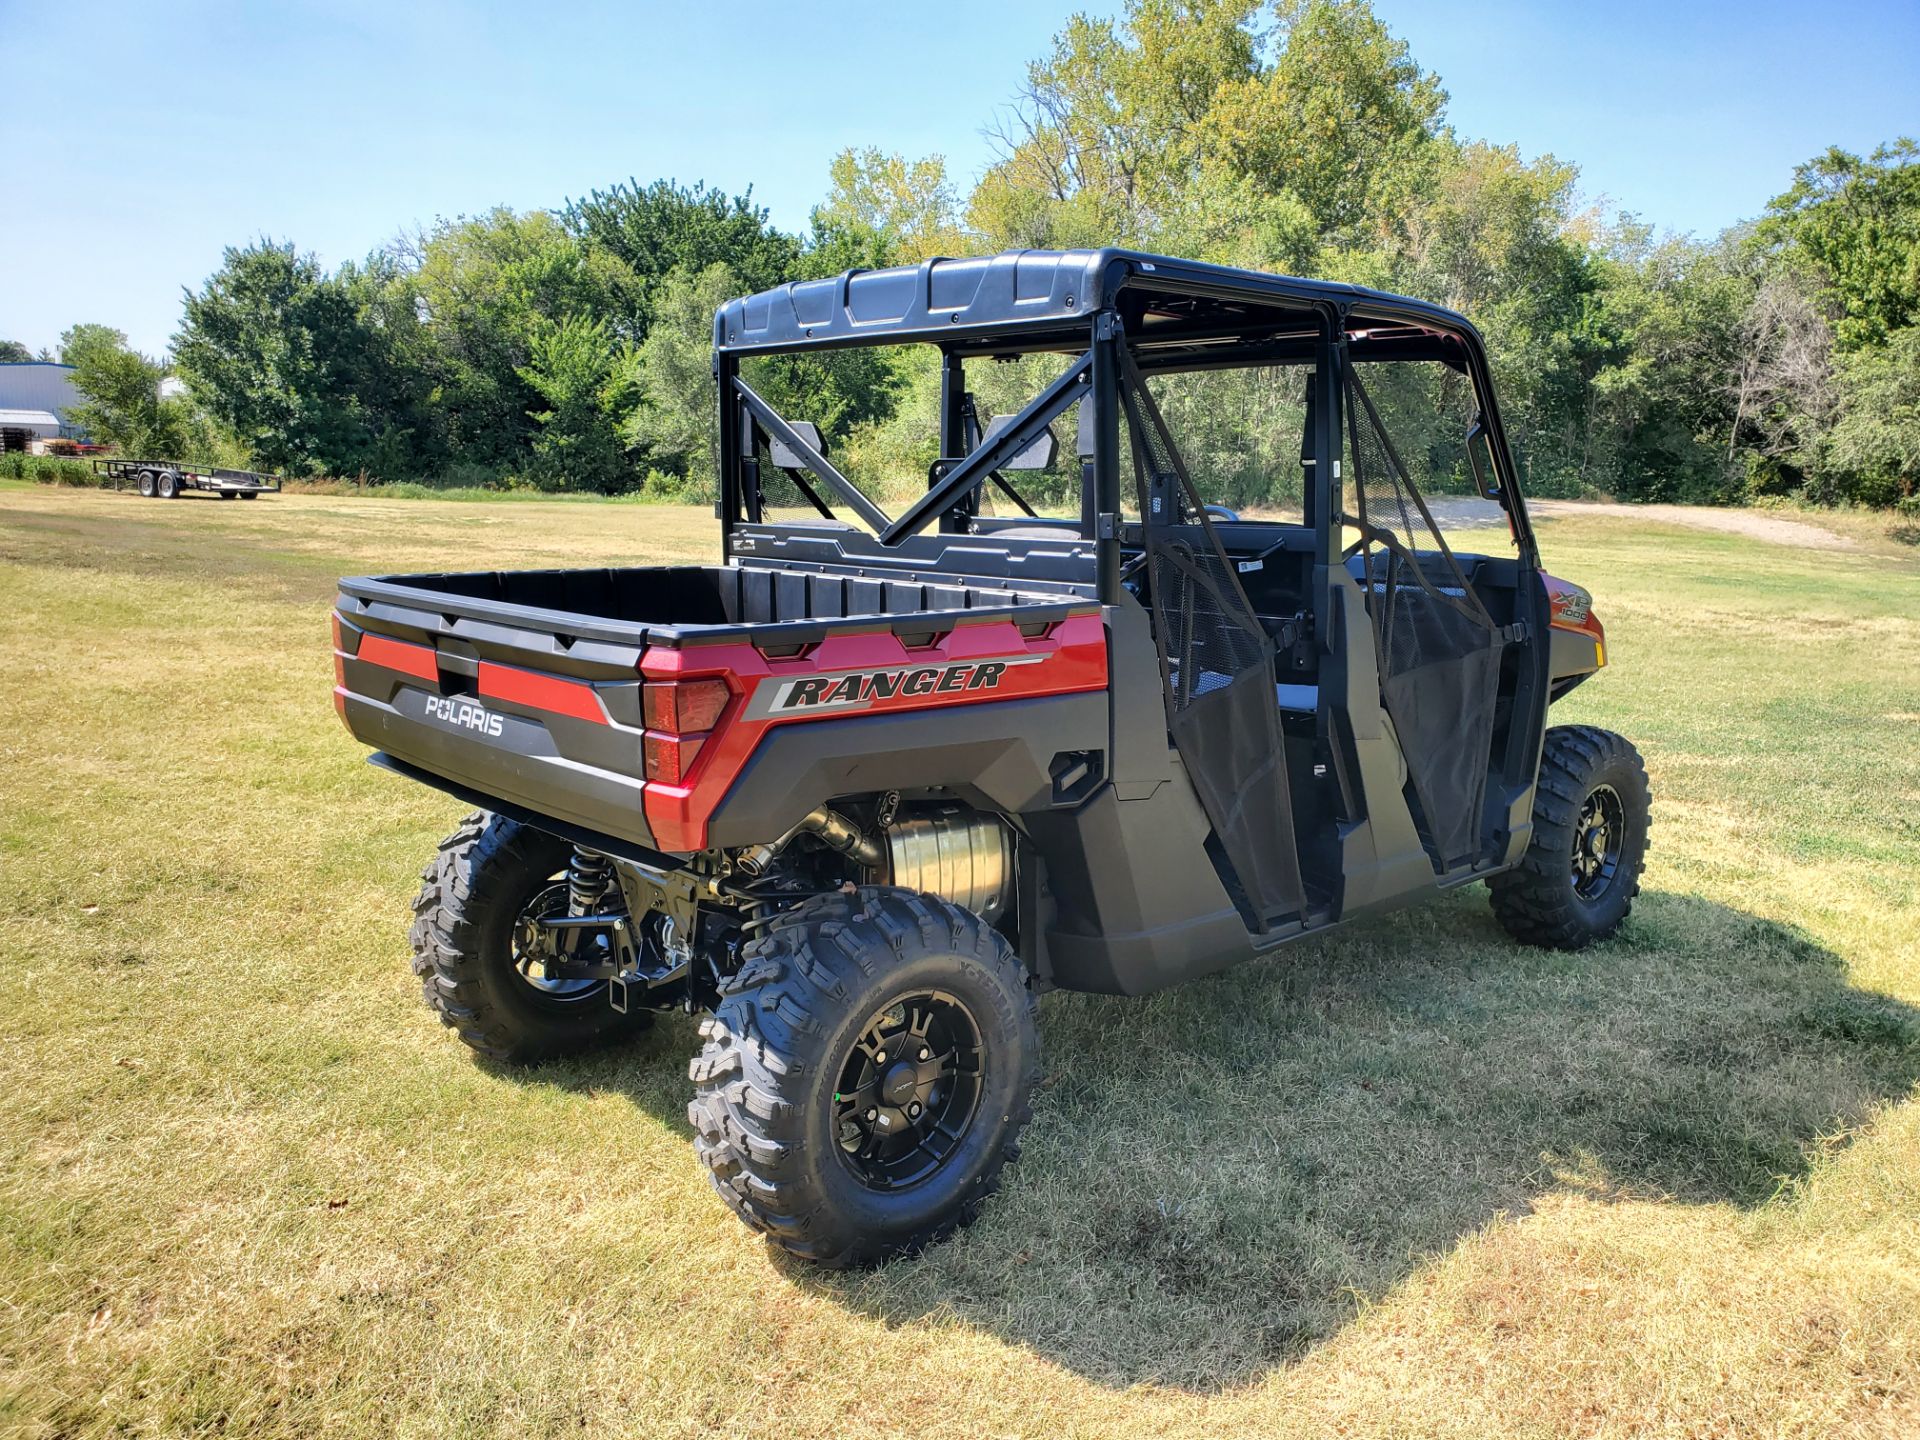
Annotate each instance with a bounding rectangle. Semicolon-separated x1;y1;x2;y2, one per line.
0;363;84;450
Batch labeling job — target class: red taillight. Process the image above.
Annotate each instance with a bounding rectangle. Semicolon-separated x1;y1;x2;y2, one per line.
641;677;729;784
643;678;730;733
644;732;705;784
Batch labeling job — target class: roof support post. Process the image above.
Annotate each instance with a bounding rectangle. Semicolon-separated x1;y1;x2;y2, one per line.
937;350;970;534
715;351;742;545
1090;312;1124;605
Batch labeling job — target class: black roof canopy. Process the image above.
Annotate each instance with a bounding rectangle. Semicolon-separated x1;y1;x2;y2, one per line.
712;247;1484;360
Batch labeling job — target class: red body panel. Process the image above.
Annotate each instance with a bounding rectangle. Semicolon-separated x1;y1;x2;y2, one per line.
478;661;611;725
1541;570;1607;669
355;631;438;684
641;613;1109;851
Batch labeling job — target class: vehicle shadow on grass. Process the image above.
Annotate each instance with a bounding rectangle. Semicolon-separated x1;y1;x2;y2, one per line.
521;888;1920;1393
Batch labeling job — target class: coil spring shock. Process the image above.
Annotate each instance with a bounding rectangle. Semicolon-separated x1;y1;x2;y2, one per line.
737;898;778;941
566;847;613;915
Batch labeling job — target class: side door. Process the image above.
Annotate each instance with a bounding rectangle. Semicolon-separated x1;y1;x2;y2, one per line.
1335;343;1541;876
1115;350;1309;931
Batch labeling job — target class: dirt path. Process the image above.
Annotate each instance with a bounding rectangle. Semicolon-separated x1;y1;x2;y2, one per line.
1531;499;1861;550
1420;496;1861;551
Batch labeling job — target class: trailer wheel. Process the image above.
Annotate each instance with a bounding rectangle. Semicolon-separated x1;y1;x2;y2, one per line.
239;491;258;499
219;490;237;500
137;470;157;497
689;887;1039;1267
409;811;650;1065
1489;725;1650;950
156;471;180;499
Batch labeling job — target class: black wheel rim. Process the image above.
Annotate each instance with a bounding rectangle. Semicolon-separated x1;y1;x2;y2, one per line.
509;881;606;1005
832;991;985;1191
1572;783;1625;900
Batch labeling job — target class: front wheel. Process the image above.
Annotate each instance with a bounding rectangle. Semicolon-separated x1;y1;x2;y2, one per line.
689;888;1039;1267
1490;725;1651;949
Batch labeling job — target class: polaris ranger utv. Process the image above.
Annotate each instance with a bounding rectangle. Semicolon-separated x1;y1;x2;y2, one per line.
332;249;1648;1266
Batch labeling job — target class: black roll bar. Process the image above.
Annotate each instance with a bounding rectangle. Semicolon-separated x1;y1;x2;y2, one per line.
732;377;894;534
879;350;1093;545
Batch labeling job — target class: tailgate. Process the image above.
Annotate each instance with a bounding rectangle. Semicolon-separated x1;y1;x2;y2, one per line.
332;586;658;849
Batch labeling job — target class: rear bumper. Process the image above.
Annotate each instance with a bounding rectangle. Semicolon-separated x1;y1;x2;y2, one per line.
337;687;658;849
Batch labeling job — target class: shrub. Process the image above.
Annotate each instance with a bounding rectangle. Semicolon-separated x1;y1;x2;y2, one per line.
1;454;99;486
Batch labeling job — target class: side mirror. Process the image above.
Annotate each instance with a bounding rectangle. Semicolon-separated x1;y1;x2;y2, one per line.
768;421;824;471
982;414;1059;471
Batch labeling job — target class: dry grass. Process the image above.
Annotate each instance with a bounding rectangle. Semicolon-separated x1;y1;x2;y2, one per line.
1;481;1917;1438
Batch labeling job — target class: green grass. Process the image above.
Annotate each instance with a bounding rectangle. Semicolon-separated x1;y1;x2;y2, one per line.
2;486;1917;1437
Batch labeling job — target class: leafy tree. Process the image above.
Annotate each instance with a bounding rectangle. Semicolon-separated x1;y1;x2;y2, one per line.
629;263;738;496
1820;326;1920;505
971;3;1262;249
60;324;191;458
0;339;34;363
59;323;132;372
402;208;628;470
1582;234;1751;502
174;241;416;475
809;149;966;270
633;263;903;503
518;314;635;493
1201;0;1446;242
562;180;800;340
1762;140;1919;351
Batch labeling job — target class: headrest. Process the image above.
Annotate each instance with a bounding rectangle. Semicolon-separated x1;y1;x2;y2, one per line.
768;421;824;470
982;414;1059;471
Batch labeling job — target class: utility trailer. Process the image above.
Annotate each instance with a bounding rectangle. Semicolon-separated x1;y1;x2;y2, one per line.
93;458;283;500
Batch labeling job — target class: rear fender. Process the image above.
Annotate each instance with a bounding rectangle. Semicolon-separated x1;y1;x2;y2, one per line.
657;613;1110;851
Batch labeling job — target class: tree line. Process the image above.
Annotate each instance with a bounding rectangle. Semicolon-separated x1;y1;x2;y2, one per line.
22;1;1920;510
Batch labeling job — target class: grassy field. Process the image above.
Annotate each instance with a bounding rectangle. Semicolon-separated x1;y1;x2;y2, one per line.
1;482;1917;1438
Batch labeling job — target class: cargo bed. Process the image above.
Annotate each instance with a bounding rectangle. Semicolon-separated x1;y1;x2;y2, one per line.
332;561;1107;854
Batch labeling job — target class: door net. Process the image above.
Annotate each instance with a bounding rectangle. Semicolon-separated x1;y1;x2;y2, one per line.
1119;353;1304;927
1343;368;1502;871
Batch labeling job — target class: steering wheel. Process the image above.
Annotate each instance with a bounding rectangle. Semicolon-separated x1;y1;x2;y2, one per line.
1203;504;1240;524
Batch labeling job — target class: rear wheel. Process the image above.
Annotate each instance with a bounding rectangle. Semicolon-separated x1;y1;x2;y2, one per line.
1490;725;1650;949
688;887;1038;1267
239;491;258;499
137;470;156;497
409;811;650;1064
156;471;179;499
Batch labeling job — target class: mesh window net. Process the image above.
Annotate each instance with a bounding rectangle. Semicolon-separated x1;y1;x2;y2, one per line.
1343;367;1502;871
1120;354;1304;928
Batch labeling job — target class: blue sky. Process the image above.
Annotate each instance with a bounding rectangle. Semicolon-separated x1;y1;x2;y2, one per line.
3;0;1914;358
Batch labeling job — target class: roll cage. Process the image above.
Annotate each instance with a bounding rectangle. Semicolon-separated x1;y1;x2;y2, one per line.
711;247;1541;601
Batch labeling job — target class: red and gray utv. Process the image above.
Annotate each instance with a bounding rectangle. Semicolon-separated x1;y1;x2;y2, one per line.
332;249;1647;1265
